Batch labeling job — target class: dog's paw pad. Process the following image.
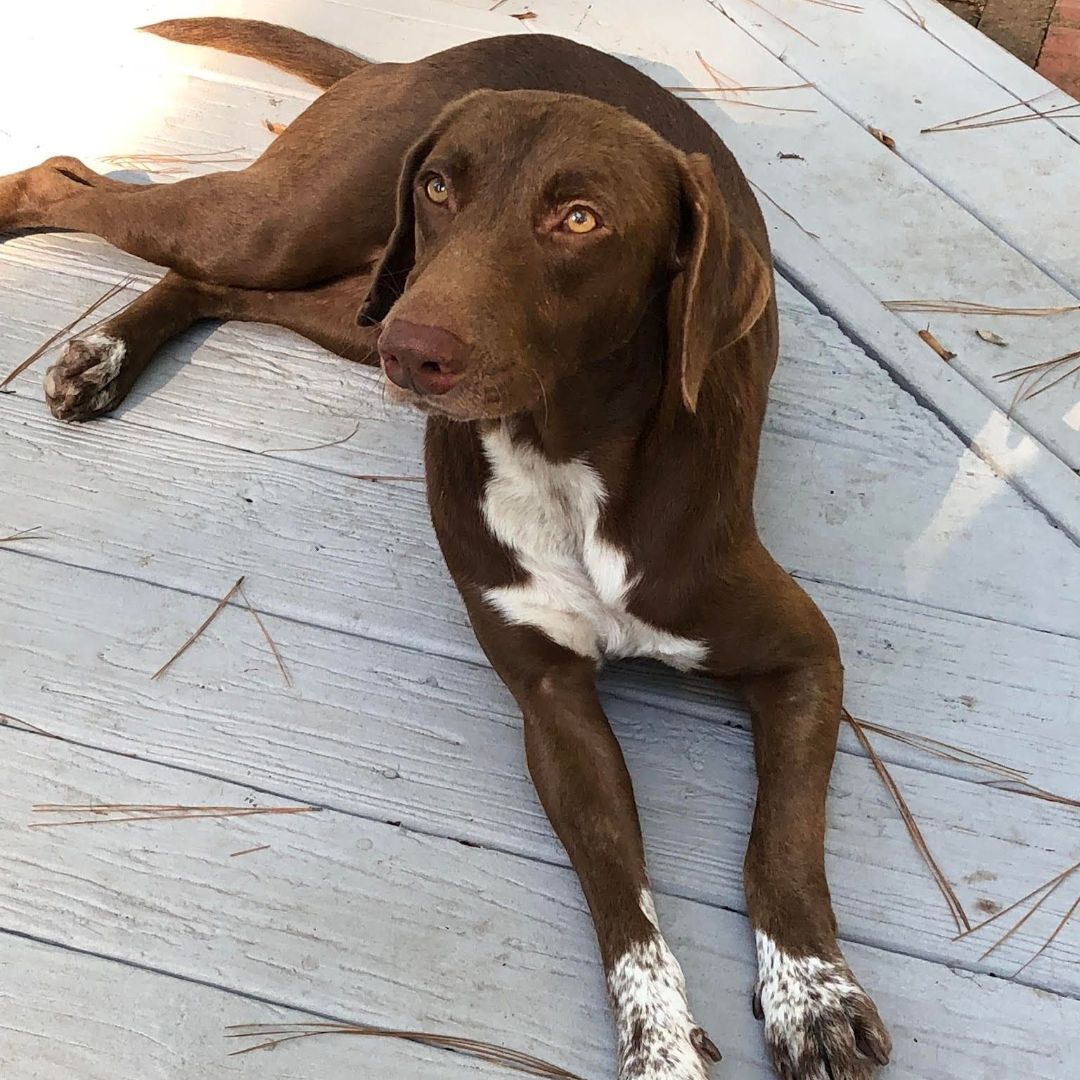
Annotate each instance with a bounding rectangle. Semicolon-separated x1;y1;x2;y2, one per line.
44;333;128;422
755;936;890;1080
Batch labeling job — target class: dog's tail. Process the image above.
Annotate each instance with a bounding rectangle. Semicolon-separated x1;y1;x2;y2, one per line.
140;17;368;89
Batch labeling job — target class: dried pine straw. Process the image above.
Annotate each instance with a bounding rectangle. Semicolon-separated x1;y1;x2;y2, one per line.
854;718;1080;809
994;349;1080;411
884;299;1080;317
353;473;425;483
844;710;970;932
152;575;245;680
1016;895;1080;976
917;328;955;362
955;861;1079;974
510;9;538;18
798;0;863;12
1;275;136;389
31;804;319;828
0;526;48;544
237;581;292;687
922;99;1080;134
230;844;271;858
259;420;361;455
686;52;816;113
100;148;252;176
225;1022;585;1078
750;181;821;239
737;0;821;46
1;712;58;739
896;0;927;28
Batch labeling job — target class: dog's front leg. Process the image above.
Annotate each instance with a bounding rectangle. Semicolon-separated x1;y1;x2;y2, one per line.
475;621;721;1080
719;556;892;1080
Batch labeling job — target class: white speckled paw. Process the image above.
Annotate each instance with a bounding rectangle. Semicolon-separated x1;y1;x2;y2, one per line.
44;333;128;422
754;936;890;1080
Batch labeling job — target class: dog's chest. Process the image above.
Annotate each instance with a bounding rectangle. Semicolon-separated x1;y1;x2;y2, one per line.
478;427;706;670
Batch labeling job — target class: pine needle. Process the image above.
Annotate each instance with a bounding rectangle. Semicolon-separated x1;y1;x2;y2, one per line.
844;710;969;932
1;276;136;388
852;719;1028;783
151;576;245;680
954;861;1080;942
31;804;318;828
750;181;821;239
922;101;1079;133
352;474;425;483
896;0;927;28
1014;893;1080;976
884;299;1080;316
225;1022;585;1078
0;712;58;738
0;526;48;544
692;52;816;113
258;420;361;455
230;845;271;857
798;0;863;11
994;349;1080;411
100;149;251;176
920;92;1054;133
237;581;292;686
976;870;1074;962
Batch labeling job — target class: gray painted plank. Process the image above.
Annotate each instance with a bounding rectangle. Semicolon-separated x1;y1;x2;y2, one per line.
0;933;512;1080
2;729;1077;1079
3;291;1080;643
1;554;1077;992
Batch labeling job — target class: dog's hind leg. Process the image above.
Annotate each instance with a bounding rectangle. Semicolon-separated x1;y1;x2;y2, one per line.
1;156;363;289
45;270;379;422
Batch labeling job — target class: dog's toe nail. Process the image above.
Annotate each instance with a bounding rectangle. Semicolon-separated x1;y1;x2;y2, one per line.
690;1026;722;1063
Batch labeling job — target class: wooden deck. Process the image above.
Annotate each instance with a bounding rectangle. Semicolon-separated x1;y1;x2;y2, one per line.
1;1;1078;1077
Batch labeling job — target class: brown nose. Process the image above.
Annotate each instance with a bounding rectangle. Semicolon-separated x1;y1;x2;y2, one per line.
377;319;468;396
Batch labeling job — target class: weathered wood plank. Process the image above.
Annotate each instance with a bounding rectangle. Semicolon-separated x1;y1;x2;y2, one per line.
0;933;512;1080
2;729;1077;1078
3;366;1079;651
442;0;1080;471
714;0;1080;294
2;554;1077;990
5;0;1080;488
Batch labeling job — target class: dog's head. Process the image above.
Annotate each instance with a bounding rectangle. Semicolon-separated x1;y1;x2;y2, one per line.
359;89;771;421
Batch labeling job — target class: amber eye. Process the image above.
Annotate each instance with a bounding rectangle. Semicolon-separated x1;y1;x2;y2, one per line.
564;206;599;234
425;174;450;204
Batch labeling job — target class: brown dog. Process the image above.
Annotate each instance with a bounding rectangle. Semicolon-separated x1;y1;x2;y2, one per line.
0;18;891;1080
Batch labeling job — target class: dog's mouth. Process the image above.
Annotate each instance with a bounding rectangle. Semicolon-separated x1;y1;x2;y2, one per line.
379;359;545;423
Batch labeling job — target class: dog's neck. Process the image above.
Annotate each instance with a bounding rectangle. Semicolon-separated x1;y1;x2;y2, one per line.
509;302;669;466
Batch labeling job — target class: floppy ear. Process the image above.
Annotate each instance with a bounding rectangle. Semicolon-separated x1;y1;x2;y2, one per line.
357;133;437;326
668;152;773;412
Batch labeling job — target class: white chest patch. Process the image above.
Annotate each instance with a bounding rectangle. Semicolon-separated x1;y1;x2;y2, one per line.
479;426;707;669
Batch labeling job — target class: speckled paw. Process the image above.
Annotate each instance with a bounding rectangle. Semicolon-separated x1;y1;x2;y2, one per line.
44;333;128;422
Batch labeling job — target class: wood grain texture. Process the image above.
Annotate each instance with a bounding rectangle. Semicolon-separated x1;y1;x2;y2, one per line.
1;555;1077;991
451;0;1080;490
2;730;1077;1079
0;933;514;1080
3;286;1080;641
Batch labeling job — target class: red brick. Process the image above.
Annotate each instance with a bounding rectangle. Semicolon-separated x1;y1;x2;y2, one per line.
1048;0;1080;27
1037;25;1080;97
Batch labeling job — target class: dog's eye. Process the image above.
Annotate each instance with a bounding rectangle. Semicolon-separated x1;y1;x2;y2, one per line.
563;206;599;234
425;175;450;205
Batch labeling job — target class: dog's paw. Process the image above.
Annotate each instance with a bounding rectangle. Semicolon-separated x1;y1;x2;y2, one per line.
754;935;890;1080
611;935;722;1080
44;333;128;422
